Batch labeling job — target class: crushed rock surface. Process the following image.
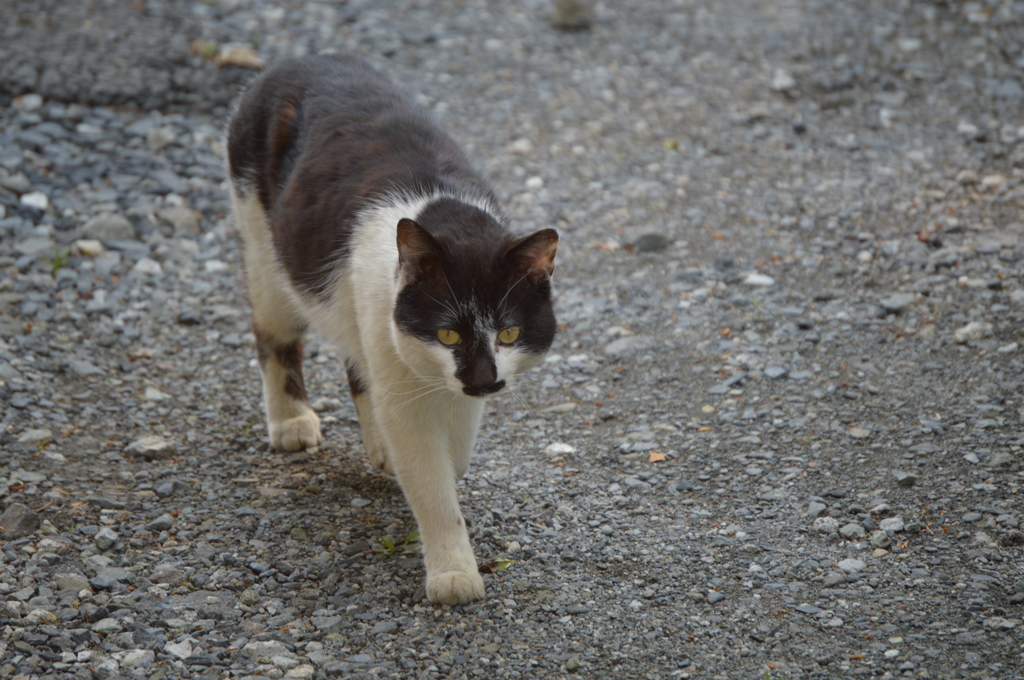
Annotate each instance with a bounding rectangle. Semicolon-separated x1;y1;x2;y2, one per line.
1;1;1023;678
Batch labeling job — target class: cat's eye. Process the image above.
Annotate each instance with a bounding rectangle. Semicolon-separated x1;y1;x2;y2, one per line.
497;327;521;344
437;329;461;345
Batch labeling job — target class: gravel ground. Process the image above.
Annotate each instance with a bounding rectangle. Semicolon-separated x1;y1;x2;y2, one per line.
2;0;1024;678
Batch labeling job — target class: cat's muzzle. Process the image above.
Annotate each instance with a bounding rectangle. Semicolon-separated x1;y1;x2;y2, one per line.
462;380;506;397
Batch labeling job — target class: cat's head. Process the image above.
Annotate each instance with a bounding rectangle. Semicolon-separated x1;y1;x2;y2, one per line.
392;202;557;397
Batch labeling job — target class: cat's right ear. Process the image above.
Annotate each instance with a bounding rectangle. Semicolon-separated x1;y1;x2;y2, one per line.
396;218;442;280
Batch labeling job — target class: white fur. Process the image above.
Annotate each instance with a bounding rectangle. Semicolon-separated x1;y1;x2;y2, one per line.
231;184;533;604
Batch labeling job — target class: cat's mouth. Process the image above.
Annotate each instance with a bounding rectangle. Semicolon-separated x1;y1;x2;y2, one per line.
461;380;506;397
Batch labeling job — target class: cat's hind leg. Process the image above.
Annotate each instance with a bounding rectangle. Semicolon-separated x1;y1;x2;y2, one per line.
233;188;322;452
253;324;322;452
346;362;392;474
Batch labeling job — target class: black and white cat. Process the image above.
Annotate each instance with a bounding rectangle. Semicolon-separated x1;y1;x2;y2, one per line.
226;54;558;604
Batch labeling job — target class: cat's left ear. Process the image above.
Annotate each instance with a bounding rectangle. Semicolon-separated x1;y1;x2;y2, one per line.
507;229;559;283
397;218;442;280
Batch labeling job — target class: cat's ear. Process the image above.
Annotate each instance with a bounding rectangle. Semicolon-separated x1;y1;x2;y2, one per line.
507;229;559;283
396;218;442;279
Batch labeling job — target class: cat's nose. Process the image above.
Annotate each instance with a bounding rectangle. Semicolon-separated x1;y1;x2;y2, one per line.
462;380;505;397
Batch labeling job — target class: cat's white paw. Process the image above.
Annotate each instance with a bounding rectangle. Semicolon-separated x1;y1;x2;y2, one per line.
426;568;485;605
269;411;322;451
362;425;393;475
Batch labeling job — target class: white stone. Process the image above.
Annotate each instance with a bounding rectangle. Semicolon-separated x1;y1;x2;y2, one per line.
957;121;979;136
20;191;49;210
148;127;178;152
74;239;105;256
92;617;123;634
743;272;775;287
525;176;544;190
837;558;866;573
244;640;291;659
132;257;163;275
204;259;231;273
14;94;43;111
164;639;193;659
879;517;904;533
144;387;172;401
17;428;53;445
507;138;534;154
953;321;993;344
121;649;156;669
127;435;176;459
285;665;316;679
544;442;577;457
770;69;796;91
896;38;922;53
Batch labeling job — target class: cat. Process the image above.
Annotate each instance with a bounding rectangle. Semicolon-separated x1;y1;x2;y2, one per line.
225;53;559;604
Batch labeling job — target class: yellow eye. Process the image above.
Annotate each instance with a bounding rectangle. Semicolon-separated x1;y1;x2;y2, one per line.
437;329;461;345
497;327;521;344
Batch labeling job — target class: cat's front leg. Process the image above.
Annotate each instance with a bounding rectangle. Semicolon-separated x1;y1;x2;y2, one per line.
346;362;392;474
253;324;323;452
376;399;484;604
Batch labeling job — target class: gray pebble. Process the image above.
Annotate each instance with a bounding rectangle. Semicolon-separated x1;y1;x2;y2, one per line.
94;527;118;551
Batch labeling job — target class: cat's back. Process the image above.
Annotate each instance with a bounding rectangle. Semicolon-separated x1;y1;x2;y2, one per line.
227;53;496;295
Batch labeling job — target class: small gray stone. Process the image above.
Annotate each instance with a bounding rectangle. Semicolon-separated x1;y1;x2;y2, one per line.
151;565;184;584
14;236;55;256
837;558;866;574
127;435;177;460
764;366;788;380
147;513;174;532
839;522;866;539
962;512;983;523
879;517;904;533
244;640;290;658
17;428;52;445
372;620;398;635
806;501;827;518
893;470;917;487
121;649;156;669
812;516;839;534
870;530;891;549
822;572;846;587
551;0;594;30
94;527;118;551
879;293;919;314
82;213;135;241
985;451;1015;469
0;502;42;534
706;590;725;604
239;588;261;607
68;359;104;376
157;207;200;236
92;617;123;634
603;335;655;357
54;575;91;592
147;127;177;152
632;232;671;253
